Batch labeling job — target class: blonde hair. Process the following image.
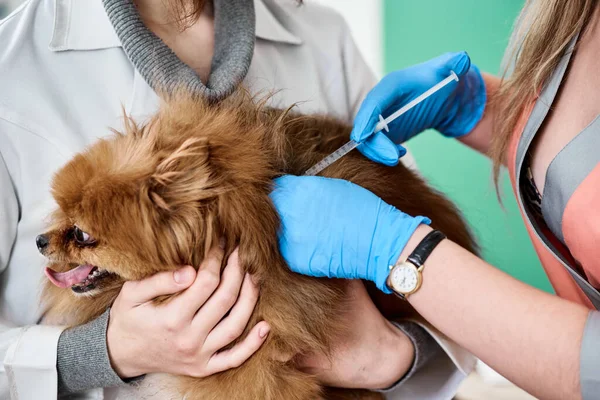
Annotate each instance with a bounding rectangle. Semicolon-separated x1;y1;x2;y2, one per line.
490;0;597;188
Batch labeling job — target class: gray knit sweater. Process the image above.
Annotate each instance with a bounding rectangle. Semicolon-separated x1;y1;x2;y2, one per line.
56;0;440;395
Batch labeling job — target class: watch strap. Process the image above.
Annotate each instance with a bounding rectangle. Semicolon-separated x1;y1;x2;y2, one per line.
407;230;446;267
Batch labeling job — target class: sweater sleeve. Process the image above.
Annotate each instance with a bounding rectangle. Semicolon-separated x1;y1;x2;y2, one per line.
377;319;476;399
57;309;135;394
375;321;443;392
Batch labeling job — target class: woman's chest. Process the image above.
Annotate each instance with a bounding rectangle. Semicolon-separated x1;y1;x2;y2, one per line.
530;13;600;194
518;18;600;290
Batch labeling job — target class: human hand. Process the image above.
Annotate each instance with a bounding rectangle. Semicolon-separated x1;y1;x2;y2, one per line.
270;175;430;292
106;247;270;378
297;280;415;390
351;51;486;165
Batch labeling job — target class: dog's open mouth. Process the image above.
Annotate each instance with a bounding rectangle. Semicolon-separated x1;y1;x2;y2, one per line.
44;264;112;293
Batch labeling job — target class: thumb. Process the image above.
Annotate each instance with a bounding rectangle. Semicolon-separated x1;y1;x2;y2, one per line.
357;131;406;166
122;266;196;304
435;51;471;79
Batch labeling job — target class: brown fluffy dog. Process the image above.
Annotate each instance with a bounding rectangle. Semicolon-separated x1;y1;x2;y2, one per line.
38;91;477;400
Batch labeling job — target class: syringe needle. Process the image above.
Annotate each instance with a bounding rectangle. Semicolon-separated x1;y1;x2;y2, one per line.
374;71;459;134
304;71;459;176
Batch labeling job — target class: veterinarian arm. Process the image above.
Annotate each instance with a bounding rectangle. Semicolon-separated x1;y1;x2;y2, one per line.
456;72;500;154
271;175;594;400
342;15;467;383
340;25;471;397
350;52;495;163
401;225;597;400
272;176;473;399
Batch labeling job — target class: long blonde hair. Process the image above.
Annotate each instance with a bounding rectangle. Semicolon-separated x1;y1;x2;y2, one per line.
490;0;597;188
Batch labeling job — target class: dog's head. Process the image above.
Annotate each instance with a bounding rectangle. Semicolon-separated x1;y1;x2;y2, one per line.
38;93;279;297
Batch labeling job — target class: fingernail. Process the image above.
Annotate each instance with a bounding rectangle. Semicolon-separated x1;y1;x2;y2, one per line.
259;324;270;339
174;267;195;284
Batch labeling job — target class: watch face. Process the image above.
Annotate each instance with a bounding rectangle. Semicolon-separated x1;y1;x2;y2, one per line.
390;263;419;294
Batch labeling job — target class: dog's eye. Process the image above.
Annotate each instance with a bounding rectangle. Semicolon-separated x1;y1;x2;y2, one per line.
73;226;95;245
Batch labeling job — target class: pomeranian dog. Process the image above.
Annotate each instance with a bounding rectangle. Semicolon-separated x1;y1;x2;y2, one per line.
37;91;477;400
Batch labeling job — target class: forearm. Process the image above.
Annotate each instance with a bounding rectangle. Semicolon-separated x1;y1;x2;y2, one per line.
457;73;501;155
401;225;588;400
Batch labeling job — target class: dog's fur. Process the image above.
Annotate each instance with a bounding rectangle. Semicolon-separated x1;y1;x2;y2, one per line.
39;91;477;400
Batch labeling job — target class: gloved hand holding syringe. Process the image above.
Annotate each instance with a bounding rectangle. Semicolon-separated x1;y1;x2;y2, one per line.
305;70;459;176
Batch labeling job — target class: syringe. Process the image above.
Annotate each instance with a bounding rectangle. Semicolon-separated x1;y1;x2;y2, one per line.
304;71;459;176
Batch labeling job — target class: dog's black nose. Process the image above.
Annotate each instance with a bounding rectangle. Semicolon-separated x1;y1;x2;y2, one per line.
36;234;49;253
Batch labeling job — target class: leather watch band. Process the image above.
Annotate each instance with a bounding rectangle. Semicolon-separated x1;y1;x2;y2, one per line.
407;230;446;267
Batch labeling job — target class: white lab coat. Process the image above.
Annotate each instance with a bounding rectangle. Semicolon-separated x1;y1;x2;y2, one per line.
0;0;475;398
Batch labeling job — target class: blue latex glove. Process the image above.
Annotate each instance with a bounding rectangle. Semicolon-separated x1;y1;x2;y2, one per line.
351;51;486;165
270;175;430;293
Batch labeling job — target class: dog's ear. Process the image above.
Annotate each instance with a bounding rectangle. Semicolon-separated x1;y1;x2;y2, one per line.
141;137;225;266
146;137;223;212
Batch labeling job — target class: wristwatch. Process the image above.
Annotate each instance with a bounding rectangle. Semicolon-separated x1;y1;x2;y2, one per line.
386;230;446;299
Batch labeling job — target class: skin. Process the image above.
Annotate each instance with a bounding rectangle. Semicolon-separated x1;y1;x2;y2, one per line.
529;6;600;194
398;225;588;400
108;0;415;388
107;248;270;378
393;8;600;399
457;72;498;155
298;281;415;390
136;0;215;82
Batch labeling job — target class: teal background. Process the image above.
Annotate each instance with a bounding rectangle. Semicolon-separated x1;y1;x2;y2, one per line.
383;1;553;292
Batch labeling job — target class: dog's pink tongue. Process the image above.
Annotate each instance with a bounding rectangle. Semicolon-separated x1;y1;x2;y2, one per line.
44;264;94;288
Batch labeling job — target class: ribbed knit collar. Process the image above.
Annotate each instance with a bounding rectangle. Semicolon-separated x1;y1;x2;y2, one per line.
102;0;255;101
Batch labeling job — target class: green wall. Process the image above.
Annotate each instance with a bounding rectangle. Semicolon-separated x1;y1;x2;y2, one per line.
383;1;553;292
